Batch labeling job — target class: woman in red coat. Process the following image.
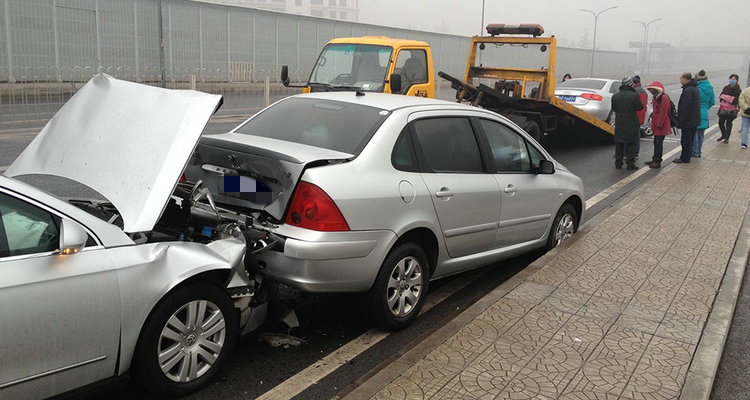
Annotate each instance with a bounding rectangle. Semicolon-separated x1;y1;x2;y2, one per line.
644;81;673;168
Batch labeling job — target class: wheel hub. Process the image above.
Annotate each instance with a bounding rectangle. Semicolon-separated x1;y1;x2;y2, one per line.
185;333;198;347
386;256;423;318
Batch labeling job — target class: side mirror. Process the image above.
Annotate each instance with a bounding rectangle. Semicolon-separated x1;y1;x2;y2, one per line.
537;159;555;175
59;219;88;255
281;65;290;86
389;73;402;93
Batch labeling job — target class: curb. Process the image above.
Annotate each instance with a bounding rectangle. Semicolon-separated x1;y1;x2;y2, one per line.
679;170;750;398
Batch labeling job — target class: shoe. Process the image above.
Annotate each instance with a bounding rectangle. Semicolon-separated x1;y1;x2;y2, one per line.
673;159;687;164
717;137;725;142
723;139;729;143
743;145;748;149
649;162;661;169
626;165;638;170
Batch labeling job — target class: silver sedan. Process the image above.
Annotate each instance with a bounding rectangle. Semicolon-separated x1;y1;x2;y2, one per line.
188;92;586;330
1;75;270;399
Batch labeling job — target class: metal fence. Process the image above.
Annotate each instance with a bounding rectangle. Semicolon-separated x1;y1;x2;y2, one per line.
0;0;641;125
1;0;639;84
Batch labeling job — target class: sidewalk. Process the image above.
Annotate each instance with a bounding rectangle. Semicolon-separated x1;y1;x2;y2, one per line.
344;127;750;400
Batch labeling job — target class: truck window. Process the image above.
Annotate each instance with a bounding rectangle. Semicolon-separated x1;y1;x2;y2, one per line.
309;44;392;92
478;119;531;173
394;49;428;94
412;118;483;173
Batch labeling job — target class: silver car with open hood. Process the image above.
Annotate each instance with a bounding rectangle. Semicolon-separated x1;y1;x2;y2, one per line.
1;75;274;399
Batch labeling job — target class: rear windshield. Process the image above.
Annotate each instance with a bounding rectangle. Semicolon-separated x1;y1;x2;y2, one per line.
558;79;607;90
235;97;388;154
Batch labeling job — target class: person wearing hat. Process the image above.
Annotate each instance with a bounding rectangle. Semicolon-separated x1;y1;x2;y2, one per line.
645;81;673;168
674;72;701;163
611;76;644;170
692;70;715;157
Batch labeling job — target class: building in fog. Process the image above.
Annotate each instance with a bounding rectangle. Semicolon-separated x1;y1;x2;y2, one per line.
201;0;359;21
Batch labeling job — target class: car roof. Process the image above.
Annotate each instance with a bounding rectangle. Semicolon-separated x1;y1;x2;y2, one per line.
286;92;481;112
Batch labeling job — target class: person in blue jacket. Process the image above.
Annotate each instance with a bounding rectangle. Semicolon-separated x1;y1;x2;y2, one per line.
693;70;715;157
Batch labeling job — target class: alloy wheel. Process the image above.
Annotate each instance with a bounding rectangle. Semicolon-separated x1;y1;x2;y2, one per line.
385;256;423;317
158;300;227;383
555;213;575;246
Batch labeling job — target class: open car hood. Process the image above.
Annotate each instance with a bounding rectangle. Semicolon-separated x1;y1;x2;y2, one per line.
4;74;223;233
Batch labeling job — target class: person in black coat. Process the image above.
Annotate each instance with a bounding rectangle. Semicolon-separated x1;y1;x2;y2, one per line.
675;72;701;163
611;76;644;170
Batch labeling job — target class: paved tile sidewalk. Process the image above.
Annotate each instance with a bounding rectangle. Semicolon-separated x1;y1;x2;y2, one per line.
345;128;750;400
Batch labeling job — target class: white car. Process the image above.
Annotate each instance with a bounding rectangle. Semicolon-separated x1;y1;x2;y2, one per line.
0;75;273;399
556;78;653;135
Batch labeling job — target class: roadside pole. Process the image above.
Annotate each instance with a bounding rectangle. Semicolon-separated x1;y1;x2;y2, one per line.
157;0;167;88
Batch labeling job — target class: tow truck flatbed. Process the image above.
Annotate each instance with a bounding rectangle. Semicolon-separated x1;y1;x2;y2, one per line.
441;24;614;145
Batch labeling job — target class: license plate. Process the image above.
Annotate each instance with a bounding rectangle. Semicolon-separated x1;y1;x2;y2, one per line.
560;95;576;102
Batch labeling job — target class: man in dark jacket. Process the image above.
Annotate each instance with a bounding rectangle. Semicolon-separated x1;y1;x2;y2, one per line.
675;72;701;163
611;76;644;170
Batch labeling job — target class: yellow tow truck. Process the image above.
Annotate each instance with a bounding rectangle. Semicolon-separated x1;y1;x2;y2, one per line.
439;24;614;143
281;36;435;97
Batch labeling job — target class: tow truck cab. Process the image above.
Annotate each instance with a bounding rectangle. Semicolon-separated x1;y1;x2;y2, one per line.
281;36;435;98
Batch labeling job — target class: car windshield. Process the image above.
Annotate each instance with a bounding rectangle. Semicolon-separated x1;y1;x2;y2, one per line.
558;79;607;90
309;44;392;92
234;98;389;154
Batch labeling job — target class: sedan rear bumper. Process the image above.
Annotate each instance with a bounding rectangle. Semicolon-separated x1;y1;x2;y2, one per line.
255;229;398;293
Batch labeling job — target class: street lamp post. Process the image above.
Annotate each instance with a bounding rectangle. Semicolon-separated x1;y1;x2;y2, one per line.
646;24;666;76
480;0;485;35
579;6;618;77
634;18;663;76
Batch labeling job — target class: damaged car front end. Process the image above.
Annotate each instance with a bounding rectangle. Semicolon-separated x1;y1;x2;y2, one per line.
0;74;279;399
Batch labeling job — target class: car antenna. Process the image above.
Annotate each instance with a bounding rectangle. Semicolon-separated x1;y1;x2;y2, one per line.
355;90;365;96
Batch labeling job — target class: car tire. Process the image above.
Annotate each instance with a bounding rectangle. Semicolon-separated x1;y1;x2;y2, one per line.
523;120;543;144
643;114;654;137
606;110;615;127
132;282;238;398
369;242;430;330
545;203;578;251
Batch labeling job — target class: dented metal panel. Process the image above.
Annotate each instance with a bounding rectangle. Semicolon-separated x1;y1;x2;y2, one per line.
5;74;222;233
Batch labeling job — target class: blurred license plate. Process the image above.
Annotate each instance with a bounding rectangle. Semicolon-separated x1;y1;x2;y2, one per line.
560;95;576;102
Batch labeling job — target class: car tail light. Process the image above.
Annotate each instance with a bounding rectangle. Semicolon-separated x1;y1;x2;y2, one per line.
581;93;603;101
286;181;350;231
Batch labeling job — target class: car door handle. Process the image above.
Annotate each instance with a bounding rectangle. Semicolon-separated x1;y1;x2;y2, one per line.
504;184;517;194
436;188;453;198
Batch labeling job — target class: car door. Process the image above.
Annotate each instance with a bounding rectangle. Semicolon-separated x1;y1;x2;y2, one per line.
0;190;120;399
476;118;558;247
409;114;501;258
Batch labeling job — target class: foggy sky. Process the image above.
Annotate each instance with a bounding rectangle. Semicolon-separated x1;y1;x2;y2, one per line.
359;0;750;52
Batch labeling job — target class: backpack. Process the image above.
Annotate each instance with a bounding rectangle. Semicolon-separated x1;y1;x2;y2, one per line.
667;95;678;128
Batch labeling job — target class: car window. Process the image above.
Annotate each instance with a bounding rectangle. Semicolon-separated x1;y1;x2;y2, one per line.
479;119;531;173
0;192;59;258
527;141;546;167
235;98;388;155
412;117;483;173
609;82;619;94
391;127;419;172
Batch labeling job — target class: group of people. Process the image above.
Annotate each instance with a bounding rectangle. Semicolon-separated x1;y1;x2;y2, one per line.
612;71;750;169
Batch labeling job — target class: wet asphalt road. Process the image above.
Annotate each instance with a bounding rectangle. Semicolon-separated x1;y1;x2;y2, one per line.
0;85;732;400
